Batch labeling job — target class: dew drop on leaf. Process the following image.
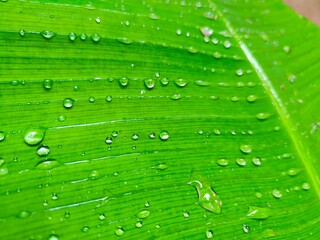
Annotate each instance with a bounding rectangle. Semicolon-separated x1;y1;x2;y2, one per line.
287;168;301;176
240;144;252;154
243;225;250;233
18;210;30;219
131;134;139;140
80;33;87;40
119;77;129;87
175;79;188;87
63;98;75;109
236;158;246;167
68;32;76;41
64;212;71;218
156;163;168;170
247;206;271;219
235;69;244;76
106;96;112;102
256;112;271;120
105;137;112;144
0;131;6;142
95;17;101;23
136;210;150;219
302;182;310;190
200;26;213;37
115;227;124;236
0;158;4;167
91;33;101;42
24;127;46;145
58;115;66;122
216;158;229;166
183;211;190;218
149;12;160;20
41;30;55;39
159;131;169;141
47;234;59;240
194;80;210;86
111;131;118;138
187;46;198;54
144;79;156;89
43;79;53;90
19;29;26;36
88;96;95;103
89;170;100;180
206;230;214;239
98;214;106;221
246;95;257;103
0;167;8;176
37;145;50;157
160;77;169;86
149;132;155;139
272;189;282;199
135;220;143;228
51;192;58;200
81;226;90;233
35;159;60;170
252;157;261;166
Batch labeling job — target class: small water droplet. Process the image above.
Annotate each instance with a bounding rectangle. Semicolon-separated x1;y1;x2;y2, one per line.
106;96;112;102
206;230;214;239
246;95;257;103
81;226;90;233
137;210;150;219
0;131;6;142
88;96;95;103
212;52;222;59
98;213;106;220
187;46;198;54
119;77;129;87
95;17;101;23
47;234;59;240
58;115;66;122
159;131;169;141
89;170;100;180
115;227;124;236
117;37;133;44
230;96;240;102
256;112;271;120
235;69;244;76
283;45;290;54
183;211;190;218
105;137;113;144
91;33;101;42
35;159;60;170
240;144;252;154
160;77;169;86
213;129;221;135
68;32;76;41
149;12;160;20
176;29;182;35
51;192;58;200
194;80;210;86
223;40;231;48
10;80;20;86
0;158;4;167
144;79;156;89
302;182;310;190
255;192;262;198
111;131;118;138
272;189;282;199
200;26;213;37
175;79;188;87
170;93;181;100
287;168;301;176
243;225;250;233
41;30;55;39
0;167;8;176
19;29;26;36
236;158;246;167
37;145;50;157
204;11;216;20
43;79;53;90
149;132;155;139
247;206;271;219
131;134;139;140
63;98;75;109
252;157;261;166
156;163;168;170
24;127;46;145
80;33;87;40
135;220;143;228
18;210;31;218
216;158;229;166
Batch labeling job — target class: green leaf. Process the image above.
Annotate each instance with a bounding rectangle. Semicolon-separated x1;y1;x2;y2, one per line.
1;0;319;239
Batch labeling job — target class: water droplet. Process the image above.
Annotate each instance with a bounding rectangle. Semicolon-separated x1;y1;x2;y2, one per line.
159;131;169;141
95;17;101;23
176;29;182;35
243;225;250;233
247;206;271;219
156;163;168;170
144;79;155;89
188;175;222;214
91;33;101;42
68;32;76;41
119;77;129;87
252;157;261;166
160;77;169;86
256;112;271;120
0;158;4;167
131;134;139;140
240;144;252;154
0;131;6;142
223;40;231;48
187;46;198;54
230;96;240;102
43;79;53;90
175;79;188;87
81;226;90;233
149;132;155;139
255;192;262;198
117;37;133;44
63;98;75;109
41;30;55;39
111;131;118;138
18;210;31;218
47;234;59;240
236;158;246;167
235;69;244;76
283;45;290;54
213;129;221;135
37;145;50;157
194;80;210;86
35;159;60;170
80;33;87;40
149;12;160;20
115;227;124;236
216;158;229;166
19;29;26;36
98;213;106;220
211;38;218;44
0;167;8;176
105;137;112;144
10;80;20;86
206;230;214;239
200;26;213;37
183;211;190;218
137;209;150;219
64;212;71;218
287;168;301;176
212;52;222;58
89;170;100;180
302;182;310;190
24;127;46;145
58;115;66;122
135;220;143;228
88;96;95;103
272;189;282;199
106;96;112;102
246;95;257;103
170;93;181;100
51;192;58;200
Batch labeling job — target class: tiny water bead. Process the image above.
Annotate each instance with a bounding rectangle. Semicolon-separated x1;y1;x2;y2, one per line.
216;158;229;166
287;168;301;176
135;220;143;228
206;230;214;239
81;226;90;233
131;134;139;140
63;98;75;109
170;93;181;100
187;46;198;54
105;137;112;144
160;77;169;86
68;32;76;41
223;40;232;48
91;33;101;42
149;132;155;139
0;131;5;142
175;79;188;87
235;69;244;76
246;95;257;103
156;163;168;170
58;115;66;122
252;157;261;166
213;129;221;135
243;225;250;233
51;192;58;200
159;131;170;141
115;227;124;236
256;112;271;120
236;158;246;167
64;212;71;218
43;79;53;90
37;145;50;157
35;159;60;170
144;79;156;89
149;12;160;20
95;17;101;23
230;96;240;102
98;214;106;221
272;189;282;199
47;234;59;240
240;144;252;154
89;170;100;180
183;211;190;218
119;77;129;87
136;210;150;219
88;96;95;103
24;127;46;145
247;206;271;220
111;131;118;138
41;30;55;39
302;182;310;190
80;33;87;40
10;80;20;86
19;29;26;36
106;95;112;102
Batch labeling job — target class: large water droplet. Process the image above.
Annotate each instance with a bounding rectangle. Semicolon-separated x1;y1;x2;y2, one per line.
41;30;55;39
159;131;169;141
160;78;169;86
235;69;244;76
0;167;9;176
188;175;222;214
242;225;250;233
35;159;60;170
136;210;150;219
106;96;112;102
43;79;53;90
302;182;310;190
105;137;113;144
144;79;155;89
115;227;124;236
63;98;75;109
24;127;46;145
240;144;252;154
0;131;6;142
37;145;50;157
247;206;271;220
88;96;95;103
